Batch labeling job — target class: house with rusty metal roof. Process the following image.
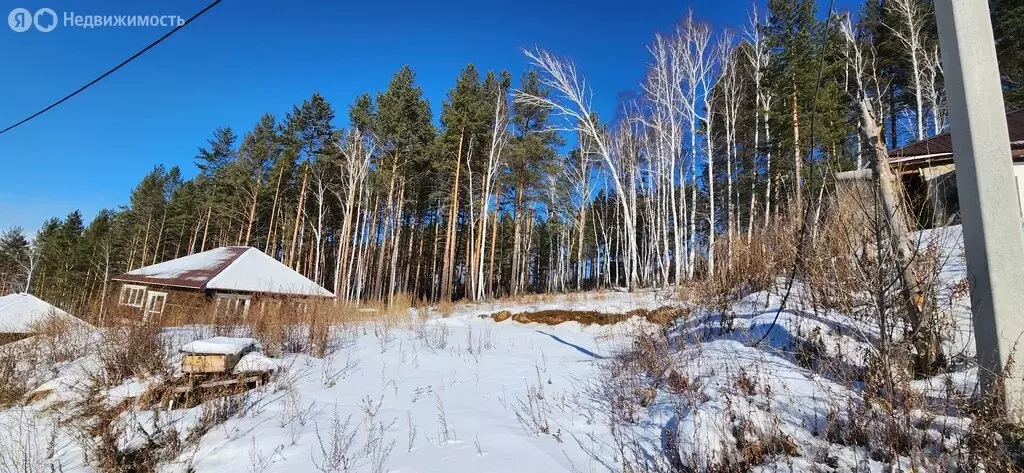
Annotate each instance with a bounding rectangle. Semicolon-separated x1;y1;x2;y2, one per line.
113;246;334;318
883;109;1024;229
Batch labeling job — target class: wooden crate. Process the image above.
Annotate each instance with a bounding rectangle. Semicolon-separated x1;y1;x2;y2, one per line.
181;353;241;373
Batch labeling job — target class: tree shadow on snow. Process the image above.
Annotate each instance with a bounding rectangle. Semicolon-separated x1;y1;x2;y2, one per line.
535;331;606;359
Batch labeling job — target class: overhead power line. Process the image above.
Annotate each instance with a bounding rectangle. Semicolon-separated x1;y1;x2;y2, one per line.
754;0;838;347
0;0;224;136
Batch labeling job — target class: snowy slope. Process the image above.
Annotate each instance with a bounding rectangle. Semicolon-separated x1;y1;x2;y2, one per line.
0;227;982;472
1;307;630;473
175;315;622;473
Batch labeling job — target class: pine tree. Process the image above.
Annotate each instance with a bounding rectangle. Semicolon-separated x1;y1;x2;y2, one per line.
282;94;336;269
993;0;1024;107
505;71;562;295
194;129;238;252
0;227;31;293
438;65;492;300
766;0;821;215
232;114;280;247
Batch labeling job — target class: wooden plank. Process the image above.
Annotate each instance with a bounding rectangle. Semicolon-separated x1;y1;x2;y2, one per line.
169;375;264;393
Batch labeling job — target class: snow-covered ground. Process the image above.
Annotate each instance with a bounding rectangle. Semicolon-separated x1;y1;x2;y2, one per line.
0;226;986;472
1;304;640;472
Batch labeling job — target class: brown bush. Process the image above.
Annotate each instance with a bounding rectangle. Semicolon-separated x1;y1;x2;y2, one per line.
96;322;169;387
0;347;27;407
733;418;800;469
29;314;92;367
692;217;798;312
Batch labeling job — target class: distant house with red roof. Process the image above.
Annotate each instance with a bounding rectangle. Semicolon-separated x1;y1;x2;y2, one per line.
112;246;333;318
884;109;1024;229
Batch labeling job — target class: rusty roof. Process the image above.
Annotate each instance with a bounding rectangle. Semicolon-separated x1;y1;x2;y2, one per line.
113;246;250;290
113;246;334;297
889;109;1024;159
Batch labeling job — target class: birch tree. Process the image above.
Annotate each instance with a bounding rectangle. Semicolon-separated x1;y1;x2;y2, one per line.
921;44;945;135
718;32;741;271
743;5;773;234
885;0;930;141
474;74;510;300
519;48;640;289
676;14;714;279
643;32;686;284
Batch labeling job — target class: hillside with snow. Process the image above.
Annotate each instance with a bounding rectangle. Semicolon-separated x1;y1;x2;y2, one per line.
0;225;1012;472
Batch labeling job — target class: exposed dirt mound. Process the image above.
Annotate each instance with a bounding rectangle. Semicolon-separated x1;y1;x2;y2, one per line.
488;306;688;326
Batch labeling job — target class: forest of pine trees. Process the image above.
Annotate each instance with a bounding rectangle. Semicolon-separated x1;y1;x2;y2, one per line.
1;0;1021;315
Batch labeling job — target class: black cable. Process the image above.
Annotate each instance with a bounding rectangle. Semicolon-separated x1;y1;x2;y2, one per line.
753;0;838;347
0;0;224;136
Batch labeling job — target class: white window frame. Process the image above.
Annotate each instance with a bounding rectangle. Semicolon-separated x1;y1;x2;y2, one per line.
145;291;167;315
119;285;147;308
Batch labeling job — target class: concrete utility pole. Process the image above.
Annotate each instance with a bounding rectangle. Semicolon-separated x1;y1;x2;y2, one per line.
935;0;1024;418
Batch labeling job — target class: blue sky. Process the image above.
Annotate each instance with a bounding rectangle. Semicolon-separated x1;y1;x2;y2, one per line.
0;0;857;234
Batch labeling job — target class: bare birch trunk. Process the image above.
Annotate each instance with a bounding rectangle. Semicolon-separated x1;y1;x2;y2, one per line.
140;215;153;269
860;98;942;374
152;209;166;265
265;166;285;254
288;162;310;268
792;77;802;217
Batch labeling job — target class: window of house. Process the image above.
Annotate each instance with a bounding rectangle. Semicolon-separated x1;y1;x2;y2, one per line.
119;285;147;308
215;294;250;318
146;291;167;315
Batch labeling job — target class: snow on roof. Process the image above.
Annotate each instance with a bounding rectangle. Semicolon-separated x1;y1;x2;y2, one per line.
115;246;249;289
206;248;334;297
180;336;259;355
114;246;334;297
0;293;86;333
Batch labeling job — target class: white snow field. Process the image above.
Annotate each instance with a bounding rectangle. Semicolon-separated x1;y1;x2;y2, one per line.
0;227;983;472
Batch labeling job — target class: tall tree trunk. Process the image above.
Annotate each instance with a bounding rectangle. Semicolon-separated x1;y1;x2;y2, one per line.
441;130;464;301
707;113;716;280
244;177;262;246
763;108;774;229
140;215;153;269
288;162;310;268
152;209;167;265
792;76;803;216
511;185;525;296
201;204;212;252
265;165;285;255
688;123;698;280
412;213;425;299
388;182;406;306
487;208;498;298
429;202;442;301
860;99;941;375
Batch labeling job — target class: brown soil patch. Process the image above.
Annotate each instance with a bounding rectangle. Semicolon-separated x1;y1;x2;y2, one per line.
488;306;688;326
